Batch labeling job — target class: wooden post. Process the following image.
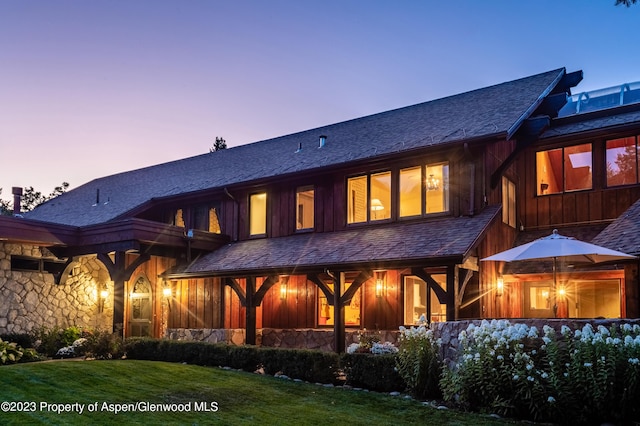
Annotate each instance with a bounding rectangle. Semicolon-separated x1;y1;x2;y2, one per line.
446;265;456;321
333;273;345;353
245;276;256;345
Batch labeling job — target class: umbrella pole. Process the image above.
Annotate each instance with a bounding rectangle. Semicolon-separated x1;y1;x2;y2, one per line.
552;257;558;318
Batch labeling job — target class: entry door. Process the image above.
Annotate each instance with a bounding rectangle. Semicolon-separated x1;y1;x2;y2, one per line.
129;277;152;337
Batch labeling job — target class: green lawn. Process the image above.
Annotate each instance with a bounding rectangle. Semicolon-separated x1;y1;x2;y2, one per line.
0;360;520;425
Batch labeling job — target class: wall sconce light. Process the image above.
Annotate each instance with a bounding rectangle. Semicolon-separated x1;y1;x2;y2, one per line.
375;271;387;298
280;275;289;300
162;286;172;298
558;286;566;298
427;174;440;191
98;286;108;313
496;276;504;296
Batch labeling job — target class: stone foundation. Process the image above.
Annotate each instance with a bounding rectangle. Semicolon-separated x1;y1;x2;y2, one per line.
0;243;112;334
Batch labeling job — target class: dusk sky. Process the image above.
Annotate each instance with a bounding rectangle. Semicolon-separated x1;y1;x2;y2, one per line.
1;1;639;200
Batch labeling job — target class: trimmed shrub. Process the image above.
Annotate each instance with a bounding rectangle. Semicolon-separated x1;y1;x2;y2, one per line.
341;353;404;392
260;347;340;383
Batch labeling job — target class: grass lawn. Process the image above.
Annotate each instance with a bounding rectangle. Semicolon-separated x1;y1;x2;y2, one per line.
0;360;521;425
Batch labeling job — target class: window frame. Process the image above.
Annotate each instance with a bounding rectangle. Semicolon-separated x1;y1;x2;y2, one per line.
605;135;639;188
535;143;593;196
249;192;268;237
295;185;315;232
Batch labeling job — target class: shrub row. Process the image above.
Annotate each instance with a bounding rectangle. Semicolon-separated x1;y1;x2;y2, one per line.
124;338;404;392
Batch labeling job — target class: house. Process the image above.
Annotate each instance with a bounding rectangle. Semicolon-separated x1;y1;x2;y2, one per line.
1;67;638;352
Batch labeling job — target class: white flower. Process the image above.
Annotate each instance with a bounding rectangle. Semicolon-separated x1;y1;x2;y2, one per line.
527;376;534;382
547;396;556;403
629;358;640;365
584;362;592;368
513;374;519;380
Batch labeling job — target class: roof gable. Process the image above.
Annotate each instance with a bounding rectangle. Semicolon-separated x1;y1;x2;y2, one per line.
27;68;566;227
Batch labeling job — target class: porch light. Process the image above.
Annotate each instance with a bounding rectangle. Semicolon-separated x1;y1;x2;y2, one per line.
427;174;440;191
98;286;108;313
496;276;504;296
558;286;566;297
280;275;289;300
375;271;387;298
162;286;172;298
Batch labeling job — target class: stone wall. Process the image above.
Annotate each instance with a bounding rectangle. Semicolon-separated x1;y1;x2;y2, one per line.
0;243;112;334
167;327;400;352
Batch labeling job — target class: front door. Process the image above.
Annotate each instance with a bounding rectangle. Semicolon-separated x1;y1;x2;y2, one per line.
129;277;152;337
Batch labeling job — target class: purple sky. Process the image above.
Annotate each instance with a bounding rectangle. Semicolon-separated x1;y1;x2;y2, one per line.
1;1;639;199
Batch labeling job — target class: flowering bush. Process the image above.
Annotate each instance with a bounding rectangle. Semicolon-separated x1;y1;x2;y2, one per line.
346;329;398;355
440;320;640;424
395;324;441;398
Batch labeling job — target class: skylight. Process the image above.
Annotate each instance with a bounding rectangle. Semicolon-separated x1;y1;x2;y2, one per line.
558;81;640;117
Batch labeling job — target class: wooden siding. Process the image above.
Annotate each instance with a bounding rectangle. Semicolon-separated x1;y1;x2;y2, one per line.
519;143;640;230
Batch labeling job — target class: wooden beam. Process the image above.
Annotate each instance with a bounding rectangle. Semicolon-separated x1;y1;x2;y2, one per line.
245;276;257;345
457;268;474;306
253;275;278;306
332;273;345;353
307;273;334;306
224;277;246;307
446;265;457;321
539;93;568;118
410;267;447;304
341;269;372;306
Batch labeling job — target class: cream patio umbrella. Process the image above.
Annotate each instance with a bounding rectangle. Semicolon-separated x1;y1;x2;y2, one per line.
481;229;636;317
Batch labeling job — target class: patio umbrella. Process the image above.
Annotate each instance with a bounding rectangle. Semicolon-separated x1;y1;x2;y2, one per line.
481;229;636;316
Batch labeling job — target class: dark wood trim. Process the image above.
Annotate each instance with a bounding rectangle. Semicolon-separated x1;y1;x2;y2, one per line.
341;269;372;306
224;277;247;307
253;275;278;306
307;273;334;305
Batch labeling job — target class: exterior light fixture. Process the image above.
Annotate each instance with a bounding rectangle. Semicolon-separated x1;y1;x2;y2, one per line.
427;174;440;191
496;276;504;296
558;286;566;297
280;275;289;300
163;286;172;298
98;286;108;313
375;271;387;298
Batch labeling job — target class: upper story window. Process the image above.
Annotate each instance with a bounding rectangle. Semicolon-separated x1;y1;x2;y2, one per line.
347;171;391;224
536;143;592;195
249;192;267;236
606;136;639;187
399;162;449;217
296;186;315;230
502;177;516;228
348;162;449;225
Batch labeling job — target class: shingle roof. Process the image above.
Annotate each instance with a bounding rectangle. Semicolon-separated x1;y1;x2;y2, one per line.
592;198;640;256
181;205;500;276
27;69;566;227
542;109;640;139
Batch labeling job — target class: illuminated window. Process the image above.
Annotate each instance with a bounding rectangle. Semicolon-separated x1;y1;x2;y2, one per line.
399;166;422;217
249;192;267;235
296;186;314;230
403;275;446;324
426;163;449;214
606;136;639;187
174;209;185;227
193;204;222;233
347;175;368;224
536;144;592;195
370;171;391;221
502;177;516;228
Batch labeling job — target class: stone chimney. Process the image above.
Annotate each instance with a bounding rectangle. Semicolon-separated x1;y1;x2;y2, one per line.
12;187;22;215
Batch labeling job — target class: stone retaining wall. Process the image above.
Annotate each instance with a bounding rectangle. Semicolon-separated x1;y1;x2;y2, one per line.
168;319;640;359
0;243;112;334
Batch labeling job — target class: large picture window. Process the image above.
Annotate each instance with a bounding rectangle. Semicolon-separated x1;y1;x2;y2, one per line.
370;171;391;221
399;166;422;217
606;136;639;187
536;143;592;195
399;162;449;217
249;192;267;235
425;163;449;214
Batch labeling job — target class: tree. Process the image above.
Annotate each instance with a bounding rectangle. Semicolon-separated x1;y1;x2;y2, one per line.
0;182;69;216
616;0;637;6
210;136;227;152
